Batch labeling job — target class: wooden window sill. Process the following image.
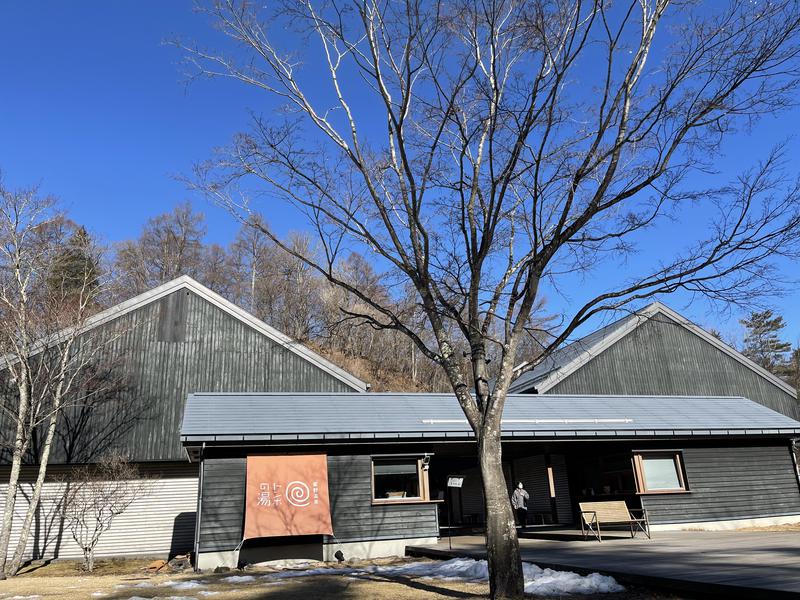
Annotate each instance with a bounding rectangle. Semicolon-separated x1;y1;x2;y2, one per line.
637;490;691;495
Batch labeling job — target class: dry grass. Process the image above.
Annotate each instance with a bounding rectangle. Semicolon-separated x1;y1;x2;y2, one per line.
0;557;688;600
15;557;154;577
735;523;800;532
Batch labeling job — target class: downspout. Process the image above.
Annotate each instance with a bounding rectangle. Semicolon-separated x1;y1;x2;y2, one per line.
193;443;206;571
790;439;800;494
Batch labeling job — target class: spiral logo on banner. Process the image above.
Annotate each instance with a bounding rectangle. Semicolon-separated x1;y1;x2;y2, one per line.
286;481;311;507
245;454;332;538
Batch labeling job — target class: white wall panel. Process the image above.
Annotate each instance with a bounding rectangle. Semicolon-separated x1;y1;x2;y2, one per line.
0;464;198;561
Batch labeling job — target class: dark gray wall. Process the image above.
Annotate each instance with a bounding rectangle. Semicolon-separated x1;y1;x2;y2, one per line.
548;313;800;420
327;455;439;542
642;444;800;524
198;454;440;555
512;454;572;524
198;458;246;553
10;288;356;464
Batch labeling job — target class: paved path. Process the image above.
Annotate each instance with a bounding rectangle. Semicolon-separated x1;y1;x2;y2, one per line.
407;531;800;598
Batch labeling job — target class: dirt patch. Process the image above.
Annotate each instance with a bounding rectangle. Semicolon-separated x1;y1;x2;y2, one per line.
1;557;690;599
16;557;155;577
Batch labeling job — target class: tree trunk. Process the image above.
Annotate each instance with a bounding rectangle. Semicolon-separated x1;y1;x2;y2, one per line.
7;399;62;576
0;382;31;576
479;430;524;599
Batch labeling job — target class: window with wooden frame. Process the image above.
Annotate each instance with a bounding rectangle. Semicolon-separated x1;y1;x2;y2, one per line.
371;456;430;504
632;451;689;494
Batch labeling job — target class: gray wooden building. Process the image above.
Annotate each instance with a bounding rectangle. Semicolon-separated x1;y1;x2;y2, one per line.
6;281;800;568
509;302;800;420
179;301;800;570
0;276;365;562
181;392;800;569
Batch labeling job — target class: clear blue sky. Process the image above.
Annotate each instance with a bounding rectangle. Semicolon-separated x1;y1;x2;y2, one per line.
1;1;799;346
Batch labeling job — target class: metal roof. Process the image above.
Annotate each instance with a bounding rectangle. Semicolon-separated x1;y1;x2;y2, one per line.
180;392;800;444
508;302;798;397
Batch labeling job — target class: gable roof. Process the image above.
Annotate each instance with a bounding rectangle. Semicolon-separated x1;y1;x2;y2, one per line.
509;302;797;397
181;392;800;446
46;275;368;392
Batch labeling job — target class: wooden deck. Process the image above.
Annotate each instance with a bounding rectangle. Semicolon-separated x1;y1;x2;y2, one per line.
407;530;800;598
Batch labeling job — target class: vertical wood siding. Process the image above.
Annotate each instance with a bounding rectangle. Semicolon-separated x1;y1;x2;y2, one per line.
198;455;440;554
512;455;572;524
641;445;800;524
551;454;573;522
327;455;439;542
512;456;550;514
458;467;485;521
0;463;198;560
9;289;355;465
549;314;800;420
198;458;246;553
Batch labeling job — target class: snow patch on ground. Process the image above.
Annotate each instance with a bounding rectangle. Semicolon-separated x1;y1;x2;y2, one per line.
162;580;207;590
360;558;623;595
522;564;623;596
251;559;320;569
127;597;198;600
256;557;622;596
261;566;352;580
221;574;257;583
362;558;488;581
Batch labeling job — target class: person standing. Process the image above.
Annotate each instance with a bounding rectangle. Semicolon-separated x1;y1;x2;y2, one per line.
511;482;530;529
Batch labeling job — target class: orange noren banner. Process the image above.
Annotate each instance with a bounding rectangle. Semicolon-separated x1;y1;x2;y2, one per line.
244;454;333;539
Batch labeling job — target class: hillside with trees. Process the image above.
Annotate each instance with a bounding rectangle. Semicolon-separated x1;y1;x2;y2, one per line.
103;203;468;392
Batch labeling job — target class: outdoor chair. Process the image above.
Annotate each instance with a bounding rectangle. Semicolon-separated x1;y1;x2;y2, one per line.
578;501;650;542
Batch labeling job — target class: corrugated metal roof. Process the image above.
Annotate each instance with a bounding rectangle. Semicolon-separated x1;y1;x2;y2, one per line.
180;392;800;443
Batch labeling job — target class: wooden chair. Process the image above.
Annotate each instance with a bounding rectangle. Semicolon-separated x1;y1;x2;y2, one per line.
579;501;650;542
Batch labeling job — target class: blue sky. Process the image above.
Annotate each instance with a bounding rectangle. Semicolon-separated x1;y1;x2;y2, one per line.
1;1;799;346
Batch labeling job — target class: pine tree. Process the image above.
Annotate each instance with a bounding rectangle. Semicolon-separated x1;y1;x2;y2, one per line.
740;310;792;373
786;346;800;398
46;225;100;301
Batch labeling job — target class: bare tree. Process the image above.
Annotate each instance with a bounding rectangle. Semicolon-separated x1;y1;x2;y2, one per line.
183;1;800;595
112;201;207;297
229;214;272;313
58;453;152;572
0;178;105;576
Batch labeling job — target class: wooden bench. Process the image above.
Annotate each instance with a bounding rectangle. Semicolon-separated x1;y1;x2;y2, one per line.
579;501;650;542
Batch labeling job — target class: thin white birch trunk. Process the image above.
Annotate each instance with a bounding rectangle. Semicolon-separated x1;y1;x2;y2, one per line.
0;373;31;576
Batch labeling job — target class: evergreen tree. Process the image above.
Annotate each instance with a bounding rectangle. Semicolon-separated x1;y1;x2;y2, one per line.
740;310;792;373
47;225;100;301
785;346;800;399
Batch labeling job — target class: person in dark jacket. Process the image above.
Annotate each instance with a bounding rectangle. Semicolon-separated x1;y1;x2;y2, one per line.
511;482;530;529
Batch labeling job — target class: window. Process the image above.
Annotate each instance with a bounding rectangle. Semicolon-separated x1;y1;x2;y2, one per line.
632;452;688;494
371;457;429;503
